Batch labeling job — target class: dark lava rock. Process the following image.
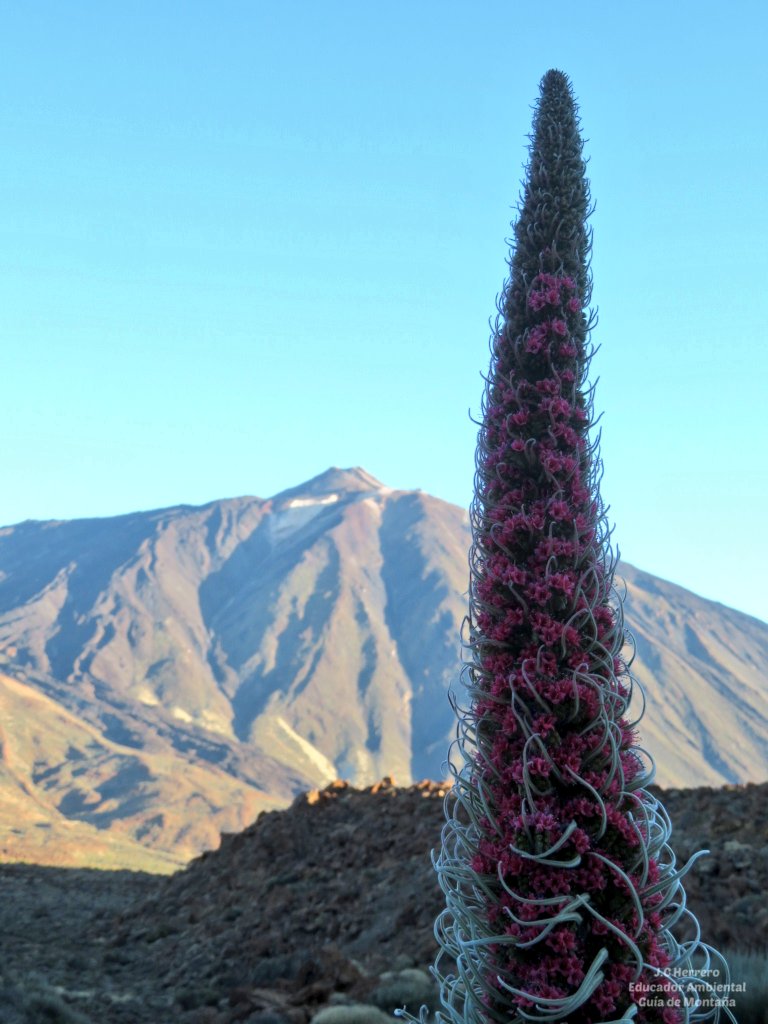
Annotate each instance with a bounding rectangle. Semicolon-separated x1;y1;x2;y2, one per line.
1;778;766;1023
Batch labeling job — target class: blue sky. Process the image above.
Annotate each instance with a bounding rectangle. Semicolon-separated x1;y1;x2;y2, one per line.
1;2;766;623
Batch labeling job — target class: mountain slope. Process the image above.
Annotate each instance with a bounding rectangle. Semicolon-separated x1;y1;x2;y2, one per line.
0;467;765;866
0;671;181;871
620;563;768;787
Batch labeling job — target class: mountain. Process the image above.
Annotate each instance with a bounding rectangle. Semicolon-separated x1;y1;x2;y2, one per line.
614;563;768;789
0;467;766;868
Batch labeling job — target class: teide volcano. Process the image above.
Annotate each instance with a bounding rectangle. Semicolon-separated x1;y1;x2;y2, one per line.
0;468;765;868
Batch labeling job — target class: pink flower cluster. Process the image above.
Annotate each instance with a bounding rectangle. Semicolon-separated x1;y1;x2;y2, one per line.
470;271;678;1023
527;272;577;311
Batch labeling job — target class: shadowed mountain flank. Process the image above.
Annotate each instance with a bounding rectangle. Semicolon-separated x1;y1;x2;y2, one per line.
378;492;469;780
0;470;766;868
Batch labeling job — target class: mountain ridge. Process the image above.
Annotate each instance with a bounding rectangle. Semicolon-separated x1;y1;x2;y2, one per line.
0;468;765;869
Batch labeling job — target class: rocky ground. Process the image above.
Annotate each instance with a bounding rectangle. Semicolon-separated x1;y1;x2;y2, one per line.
0;778;766;1024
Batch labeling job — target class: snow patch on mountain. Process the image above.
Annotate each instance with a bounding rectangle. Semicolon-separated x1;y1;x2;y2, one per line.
285;495;340;510
267;495;339;543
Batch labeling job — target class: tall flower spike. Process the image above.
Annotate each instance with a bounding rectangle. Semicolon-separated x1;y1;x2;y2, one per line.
411;71;734;1024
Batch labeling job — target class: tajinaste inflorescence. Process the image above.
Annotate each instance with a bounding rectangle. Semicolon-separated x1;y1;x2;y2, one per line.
407;71;734;1024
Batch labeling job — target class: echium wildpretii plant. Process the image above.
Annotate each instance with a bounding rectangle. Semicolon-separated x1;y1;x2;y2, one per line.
411;71;735;1024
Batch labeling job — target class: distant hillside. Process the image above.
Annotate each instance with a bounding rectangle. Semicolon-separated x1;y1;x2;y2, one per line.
0;467;766;867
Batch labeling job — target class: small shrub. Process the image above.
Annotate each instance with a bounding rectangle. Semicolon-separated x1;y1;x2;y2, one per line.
720;948;768;1024
311;1005;396;1024
369;969;438;1013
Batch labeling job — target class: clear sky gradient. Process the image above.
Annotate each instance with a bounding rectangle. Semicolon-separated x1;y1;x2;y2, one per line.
2;2;766;623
